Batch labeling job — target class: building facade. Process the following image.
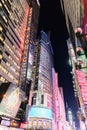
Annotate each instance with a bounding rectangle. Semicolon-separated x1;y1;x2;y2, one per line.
0;0;39;89
60;0;85;56
60;0;83;35
60;0;87;54
67;38;87;129
0;0;40;127
0;0;29;85
52;70;69;130
60;0;87;127
27;31;54;130
25;32;67;129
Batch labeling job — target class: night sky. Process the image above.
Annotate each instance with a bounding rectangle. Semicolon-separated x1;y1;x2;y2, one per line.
38;0;79;125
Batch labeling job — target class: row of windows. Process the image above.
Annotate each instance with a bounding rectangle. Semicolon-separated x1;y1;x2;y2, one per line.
39;67;51;78
9;20;21;46
3;60;19;78
5;50;20;70
1;0;26;53
2;55;19;76
39;75;50;85
0;18;7;35
14;9;23;26
0;14;8;28
0;41;20;72
7;27;20;49
2;0;11;11
0;1;9;18
0;24;6;34
0;65;18;84
32;93;44;105
0;32;5;42
0;75;8;82
4;40;19;65
9;3;25;37
0;25;21;64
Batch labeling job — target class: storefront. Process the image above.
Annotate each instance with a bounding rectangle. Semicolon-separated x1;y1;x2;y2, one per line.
0;125;24;130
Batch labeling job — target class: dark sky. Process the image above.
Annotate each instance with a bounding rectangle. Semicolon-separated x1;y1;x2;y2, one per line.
38;0;79;125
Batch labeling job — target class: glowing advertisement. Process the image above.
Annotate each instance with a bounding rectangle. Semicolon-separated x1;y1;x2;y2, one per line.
20;122;28;129
38;120;42;127
1;119;10;126
28;44;34;65
27;44;34;80
0;83;24;118
27;118;52;129
28;107;52;119
75;70;87;102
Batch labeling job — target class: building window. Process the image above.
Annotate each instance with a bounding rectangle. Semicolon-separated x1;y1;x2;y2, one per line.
5;51;9;56
41;94;44;104
2;57;7;63
32;93;37;105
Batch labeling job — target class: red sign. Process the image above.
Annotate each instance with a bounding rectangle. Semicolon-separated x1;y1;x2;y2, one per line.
20;122;28;129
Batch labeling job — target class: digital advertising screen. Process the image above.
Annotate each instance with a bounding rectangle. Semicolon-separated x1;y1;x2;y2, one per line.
0;84;24;118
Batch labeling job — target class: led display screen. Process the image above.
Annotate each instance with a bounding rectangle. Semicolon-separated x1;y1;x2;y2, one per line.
0;84;23;118
28;107;52;119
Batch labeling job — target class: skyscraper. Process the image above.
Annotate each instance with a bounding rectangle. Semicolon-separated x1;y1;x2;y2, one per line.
0;0;29;85
27;31;54;129
0;0;39;88
0;0;40;121
24;30;67;130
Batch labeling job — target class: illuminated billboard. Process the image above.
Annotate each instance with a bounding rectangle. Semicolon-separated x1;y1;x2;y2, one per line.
27;43;34;80
28;107;52;119
75;70;87;102
0;83;24;118
27;118;52;129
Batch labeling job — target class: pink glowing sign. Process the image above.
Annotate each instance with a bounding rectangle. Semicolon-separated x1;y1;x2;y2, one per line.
0;84;24;118
75;70;87;102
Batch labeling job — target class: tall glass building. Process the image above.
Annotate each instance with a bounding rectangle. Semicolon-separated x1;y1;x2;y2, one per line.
0;0;40;120
0;0;39;88
27;31;54;130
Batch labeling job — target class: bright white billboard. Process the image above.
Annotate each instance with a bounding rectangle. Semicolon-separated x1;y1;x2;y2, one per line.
0;83;24;118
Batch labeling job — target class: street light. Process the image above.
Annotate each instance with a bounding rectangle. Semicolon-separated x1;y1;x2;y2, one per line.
75;27;87;40
75;27;87;57
75;27;83;38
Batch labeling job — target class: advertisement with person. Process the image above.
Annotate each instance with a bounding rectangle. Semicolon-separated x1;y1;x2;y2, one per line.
0;83;24;118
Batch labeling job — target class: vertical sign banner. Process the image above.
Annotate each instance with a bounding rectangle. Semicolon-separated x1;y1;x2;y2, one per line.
75;70;87;103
